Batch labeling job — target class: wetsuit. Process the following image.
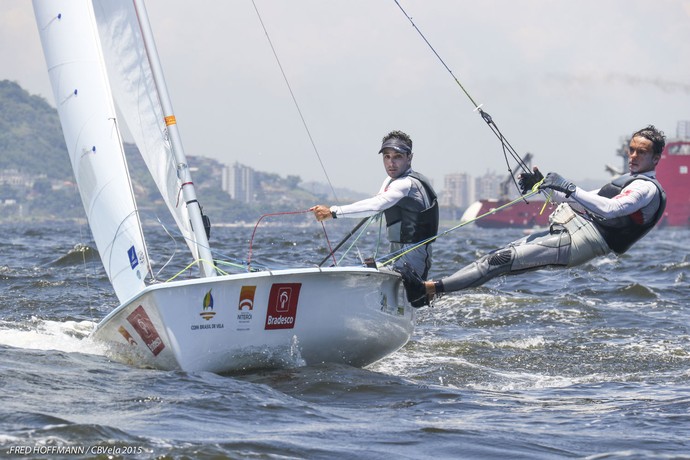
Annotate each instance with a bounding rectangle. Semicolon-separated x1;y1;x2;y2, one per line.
437;172;665;292
330;168;438;279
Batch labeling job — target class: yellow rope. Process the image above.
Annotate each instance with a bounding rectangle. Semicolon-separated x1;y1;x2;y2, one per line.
164;258;234;283
380;184;549;267
161;181;555;278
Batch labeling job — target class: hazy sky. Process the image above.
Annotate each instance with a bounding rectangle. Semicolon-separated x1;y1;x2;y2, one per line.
3;1;690;198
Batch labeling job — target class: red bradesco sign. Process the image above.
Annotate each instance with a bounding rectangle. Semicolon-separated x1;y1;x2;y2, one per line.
264;283;301;330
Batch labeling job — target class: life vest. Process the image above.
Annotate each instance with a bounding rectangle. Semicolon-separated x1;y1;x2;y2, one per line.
590;174;666;254
383;171;439;244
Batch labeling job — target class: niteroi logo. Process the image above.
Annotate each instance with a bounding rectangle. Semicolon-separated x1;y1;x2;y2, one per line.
199;289;216;321
237;285;256;326
264;283;301;330
238;286;256;311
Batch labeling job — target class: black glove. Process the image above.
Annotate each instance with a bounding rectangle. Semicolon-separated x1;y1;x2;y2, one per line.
539;172;577;198
518;167;544;194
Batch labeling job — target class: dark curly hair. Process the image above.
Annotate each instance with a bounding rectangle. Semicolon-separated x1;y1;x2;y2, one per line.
381;130;413;153
632;125;666;156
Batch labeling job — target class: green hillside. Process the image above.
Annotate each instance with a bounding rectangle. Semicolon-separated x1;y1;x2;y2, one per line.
0;80;349;223
0;80;71;179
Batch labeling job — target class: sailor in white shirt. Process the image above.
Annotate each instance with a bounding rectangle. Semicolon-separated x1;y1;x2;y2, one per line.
404;125;667;307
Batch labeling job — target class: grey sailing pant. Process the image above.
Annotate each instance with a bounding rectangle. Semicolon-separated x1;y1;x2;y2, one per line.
440;204;610;292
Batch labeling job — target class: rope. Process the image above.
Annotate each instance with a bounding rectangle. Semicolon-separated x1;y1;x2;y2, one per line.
335;214;380;265
165;258;230;283
247;209;336;271
393;0;534;180
250;0;340;205
378;184;550;267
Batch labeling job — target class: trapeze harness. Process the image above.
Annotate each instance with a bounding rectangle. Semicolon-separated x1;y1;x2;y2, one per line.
589;174;666;254
383;171;439;245
382;171;438;279
435;174;665;293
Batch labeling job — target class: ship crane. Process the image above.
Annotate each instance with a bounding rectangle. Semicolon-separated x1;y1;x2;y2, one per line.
499;153;533;199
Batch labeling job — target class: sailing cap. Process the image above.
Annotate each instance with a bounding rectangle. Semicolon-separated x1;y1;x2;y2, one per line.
379;138;412;155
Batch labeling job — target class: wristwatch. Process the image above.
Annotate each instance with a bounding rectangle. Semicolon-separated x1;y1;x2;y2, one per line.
331;210;337;219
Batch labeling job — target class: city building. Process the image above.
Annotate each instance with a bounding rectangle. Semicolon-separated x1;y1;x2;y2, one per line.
222;162;255;203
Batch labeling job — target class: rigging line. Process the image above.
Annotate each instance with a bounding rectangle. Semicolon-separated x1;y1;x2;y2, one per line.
318;217;371;267
393;0;477;108
377;187;545;267
165;258;231;283
246;209;313;271
392;0;533;177
151;213;181;281
250;0;340;204
158;221;264;273
338;215;378;265
320;221;338;267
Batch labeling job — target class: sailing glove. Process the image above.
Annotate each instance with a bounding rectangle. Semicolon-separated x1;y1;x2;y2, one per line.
518;167;544;194
539;172;577;198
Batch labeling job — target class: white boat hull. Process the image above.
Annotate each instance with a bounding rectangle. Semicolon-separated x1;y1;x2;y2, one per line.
91;267;414;373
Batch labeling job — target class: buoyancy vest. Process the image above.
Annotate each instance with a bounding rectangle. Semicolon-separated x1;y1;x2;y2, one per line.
590;174;666;254
383;171;439;244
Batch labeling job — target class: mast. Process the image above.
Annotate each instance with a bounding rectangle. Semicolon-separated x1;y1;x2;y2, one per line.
131;0;216;278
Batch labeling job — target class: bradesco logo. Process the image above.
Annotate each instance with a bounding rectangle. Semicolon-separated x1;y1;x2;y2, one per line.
126;305;165;356
264;283;301;330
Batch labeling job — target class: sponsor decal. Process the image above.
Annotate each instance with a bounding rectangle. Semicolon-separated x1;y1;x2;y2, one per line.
126;305;165;356
239;286;256;311
265;283;301;330
127;245;139;269
117;325;137;346
237;286;256;330
199;289;216;321
191;289;225;331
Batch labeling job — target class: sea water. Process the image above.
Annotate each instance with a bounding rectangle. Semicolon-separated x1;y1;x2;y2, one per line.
0;219;689;459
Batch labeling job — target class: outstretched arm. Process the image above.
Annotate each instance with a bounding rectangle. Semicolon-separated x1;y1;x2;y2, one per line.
570;181;657;219
310;177;411;221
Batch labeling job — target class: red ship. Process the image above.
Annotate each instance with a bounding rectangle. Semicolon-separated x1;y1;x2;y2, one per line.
657;138;690;226
461;197;551;229
461;123;690;228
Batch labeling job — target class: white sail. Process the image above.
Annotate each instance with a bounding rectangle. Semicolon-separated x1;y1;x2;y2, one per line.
33;0;149;303
32;0;416;375
90;1;199;261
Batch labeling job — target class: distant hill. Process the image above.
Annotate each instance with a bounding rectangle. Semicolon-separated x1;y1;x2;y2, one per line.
0;80;71;179
0;80;366;223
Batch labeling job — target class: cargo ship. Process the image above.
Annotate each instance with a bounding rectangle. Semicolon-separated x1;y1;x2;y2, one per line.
461;122;690;228
657;135;690;227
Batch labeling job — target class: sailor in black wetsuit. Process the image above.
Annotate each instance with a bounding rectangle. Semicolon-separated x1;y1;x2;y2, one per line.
402;125;667;307
310;130;438;280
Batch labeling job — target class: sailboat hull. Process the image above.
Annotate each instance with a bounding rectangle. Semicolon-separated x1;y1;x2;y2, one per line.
91;267;413;373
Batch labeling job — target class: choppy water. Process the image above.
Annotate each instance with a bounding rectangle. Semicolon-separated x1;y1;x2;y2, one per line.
1;219;689;459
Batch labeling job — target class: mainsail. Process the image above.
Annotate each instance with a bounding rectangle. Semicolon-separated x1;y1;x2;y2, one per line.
33;0;149;303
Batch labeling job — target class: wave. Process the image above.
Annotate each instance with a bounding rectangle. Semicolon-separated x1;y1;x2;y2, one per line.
48;244;99;267
0;318;102;355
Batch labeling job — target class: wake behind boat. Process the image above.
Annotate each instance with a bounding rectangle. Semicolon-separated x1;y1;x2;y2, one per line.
32;0;414;373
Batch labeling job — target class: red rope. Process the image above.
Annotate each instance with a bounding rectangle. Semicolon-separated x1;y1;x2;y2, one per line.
176;181;194;207
247;210;336;270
